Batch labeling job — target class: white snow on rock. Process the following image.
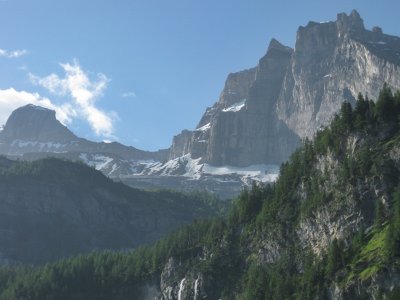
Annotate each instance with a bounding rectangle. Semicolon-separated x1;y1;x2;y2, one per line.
222;99;246;112
203;163;279;182
10;140;67;152
196;123;211;131
141;154;279;183
79;153;113;171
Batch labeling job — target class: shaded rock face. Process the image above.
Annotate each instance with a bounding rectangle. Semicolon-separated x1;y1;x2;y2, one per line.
170;39;299;167
170;10;400;167
205;40;298;166
1;104;77;142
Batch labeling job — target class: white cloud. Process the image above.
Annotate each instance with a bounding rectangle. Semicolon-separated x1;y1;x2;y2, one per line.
0;48;28;58
30;60;116;137
0;88;73;127
121;91;136;98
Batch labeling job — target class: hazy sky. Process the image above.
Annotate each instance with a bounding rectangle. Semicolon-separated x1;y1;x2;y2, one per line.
0;0;399;150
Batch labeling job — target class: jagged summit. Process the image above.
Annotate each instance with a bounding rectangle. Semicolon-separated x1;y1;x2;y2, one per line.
1;10;400;199
169;10;400;170
1;104;77;142
336;9;365;33
267;38;292;52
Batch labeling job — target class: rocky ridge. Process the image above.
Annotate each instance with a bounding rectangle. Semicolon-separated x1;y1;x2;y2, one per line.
1;10;400;199
165;9;400;169
4;85;400;299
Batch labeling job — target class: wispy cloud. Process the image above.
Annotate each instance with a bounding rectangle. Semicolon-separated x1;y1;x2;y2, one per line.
30;60;116;137
0;48;28;58
121;91;136;98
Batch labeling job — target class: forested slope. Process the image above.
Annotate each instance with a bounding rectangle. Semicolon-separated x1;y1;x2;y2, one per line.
2;86;400;299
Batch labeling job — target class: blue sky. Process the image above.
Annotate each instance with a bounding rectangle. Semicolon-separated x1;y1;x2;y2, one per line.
0;0;399;150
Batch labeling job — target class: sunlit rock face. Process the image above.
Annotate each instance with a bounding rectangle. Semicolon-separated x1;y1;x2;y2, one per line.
171;10;400;169
2;10;400;199
277;10;400;139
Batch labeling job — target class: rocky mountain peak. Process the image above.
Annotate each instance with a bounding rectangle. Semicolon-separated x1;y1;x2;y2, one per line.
1;104;77;142
336;9;365;35
267;38;292;53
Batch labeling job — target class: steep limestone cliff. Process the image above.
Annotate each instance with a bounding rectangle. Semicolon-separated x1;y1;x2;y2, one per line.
170;39;298;167
169;10;400;170
277;10;400;138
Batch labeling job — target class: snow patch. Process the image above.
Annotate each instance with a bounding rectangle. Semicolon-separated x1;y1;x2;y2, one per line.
79;153;113;171
222;99;246;112
143;154;279;183
203;163;279;182
10;140;66;152
196;123;211;131
368;41;387;45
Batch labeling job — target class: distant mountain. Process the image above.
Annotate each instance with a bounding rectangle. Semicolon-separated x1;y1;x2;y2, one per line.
0;157;222;265
0;104;169;162
2;10;400;199
1;104;77;142
0;104;275;199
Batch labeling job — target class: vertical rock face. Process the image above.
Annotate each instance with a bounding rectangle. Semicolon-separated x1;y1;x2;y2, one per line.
170;39;299;167
277;10;400;139
169;10;400;168
205;39;298;166
2;10;400;196
169;67;257;161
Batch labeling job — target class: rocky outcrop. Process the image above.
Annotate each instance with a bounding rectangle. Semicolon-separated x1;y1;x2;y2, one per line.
168;10;400;169
1;104;77;142
3;10;400;199
169;39;298;167
277;10;400;139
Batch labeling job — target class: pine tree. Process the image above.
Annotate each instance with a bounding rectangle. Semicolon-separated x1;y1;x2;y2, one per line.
326;238;344;277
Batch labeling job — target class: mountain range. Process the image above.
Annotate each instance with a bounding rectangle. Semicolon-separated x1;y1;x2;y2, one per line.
1;10;400;299
2;10;400;199
2;76;400;299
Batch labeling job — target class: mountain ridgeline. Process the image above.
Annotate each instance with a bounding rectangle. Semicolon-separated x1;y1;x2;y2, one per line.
1;11;400;199
169;10;400;167
0;157;224;265
2;86;400;299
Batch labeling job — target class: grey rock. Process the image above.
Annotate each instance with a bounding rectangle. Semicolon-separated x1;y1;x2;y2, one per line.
277;10;400;139
2;104;77;142
169;10;400;170
170;38;299;167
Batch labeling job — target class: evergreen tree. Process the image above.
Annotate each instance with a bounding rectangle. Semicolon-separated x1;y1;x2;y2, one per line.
326;238;344;277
